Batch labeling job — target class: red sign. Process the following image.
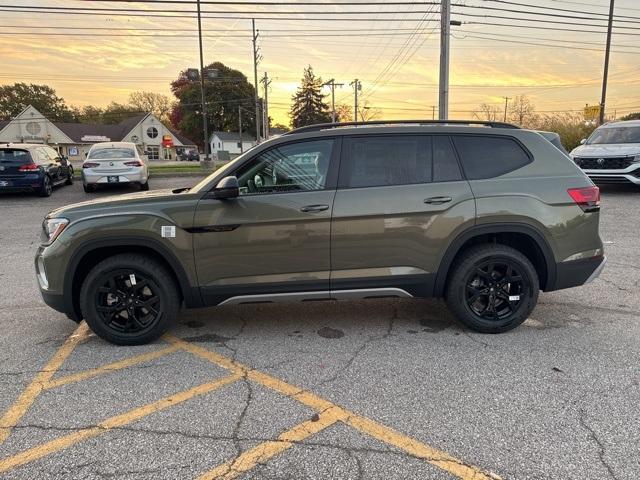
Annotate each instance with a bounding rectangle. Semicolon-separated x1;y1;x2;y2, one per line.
161;134;173;147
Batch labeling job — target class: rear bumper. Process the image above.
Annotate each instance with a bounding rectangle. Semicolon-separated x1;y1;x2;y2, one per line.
0;175;43;192
551;255;606;290
82;169;147;184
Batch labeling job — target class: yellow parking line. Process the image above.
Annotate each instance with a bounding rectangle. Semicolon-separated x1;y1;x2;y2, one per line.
0;323;90;445
198;407;343;480
46;344;181;390
0;374;241;474
166;335;500;480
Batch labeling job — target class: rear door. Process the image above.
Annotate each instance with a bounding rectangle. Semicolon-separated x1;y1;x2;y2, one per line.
193;138;339;305
330;134;475;297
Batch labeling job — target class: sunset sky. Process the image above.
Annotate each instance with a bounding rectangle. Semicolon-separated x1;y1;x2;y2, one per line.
1;0;639;125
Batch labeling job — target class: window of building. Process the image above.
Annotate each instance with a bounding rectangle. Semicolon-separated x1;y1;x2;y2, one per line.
146;127;159;139
452;135;532;180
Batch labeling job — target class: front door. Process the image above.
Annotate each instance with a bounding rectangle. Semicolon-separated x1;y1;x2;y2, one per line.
193;138;338;305
330;134;475;298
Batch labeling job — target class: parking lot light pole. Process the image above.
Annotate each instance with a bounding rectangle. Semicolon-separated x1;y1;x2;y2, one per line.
196;0;209;161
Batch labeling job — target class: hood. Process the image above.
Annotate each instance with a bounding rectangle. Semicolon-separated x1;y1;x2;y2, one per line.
47;188;193;219
570;143;640;157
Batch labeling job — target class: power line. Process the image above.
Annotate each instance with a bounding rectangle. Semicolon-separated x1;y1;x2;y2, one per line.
482;0;640;21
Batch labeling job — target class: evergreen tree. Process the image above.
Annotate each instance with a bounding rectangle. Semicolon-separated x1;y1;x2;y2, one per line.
289;66;331;128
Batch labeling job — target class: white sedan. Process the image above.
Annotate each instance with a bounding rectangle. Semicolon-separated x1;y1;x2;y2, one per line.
82;142;150;193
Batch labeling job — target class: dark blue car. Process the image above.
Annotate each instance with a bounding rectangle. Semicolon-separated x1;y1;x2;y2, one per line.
0;144;74;197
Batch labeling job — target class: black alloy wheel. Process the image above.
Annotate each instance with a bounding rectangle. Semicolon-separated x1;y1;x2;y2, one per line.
464;260;525;321
39;175;52;197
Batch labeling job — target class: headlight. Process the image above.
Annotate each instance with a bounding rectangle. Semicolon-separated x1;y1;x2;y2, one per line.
633;155;640;163
42;217;69;244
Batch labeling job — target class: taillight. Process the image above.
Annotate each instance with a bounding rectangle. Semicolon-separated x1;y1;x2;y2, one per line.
568;186;600;212
18;163;39;172
82;162;99;168
124;160;142;167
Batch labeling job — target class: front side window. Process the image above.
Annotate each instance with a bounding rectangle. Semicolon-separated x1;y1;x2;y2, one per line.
235;139;334;195
452;135;531;180
341;135;432;188
88;148;136;160
587;126;640;145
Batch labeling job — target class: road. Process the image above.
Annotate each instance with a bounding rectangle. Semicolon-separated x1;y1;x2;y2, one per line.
0;177;638;479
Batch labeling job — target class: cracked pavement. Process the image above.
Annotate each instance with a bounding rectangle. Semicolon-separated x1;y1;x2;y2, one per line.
1;179;639;479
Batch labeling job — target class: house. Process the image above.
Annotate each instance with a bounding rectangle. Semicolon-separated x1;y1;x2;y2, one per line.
210;131;255;157
0;105;197;162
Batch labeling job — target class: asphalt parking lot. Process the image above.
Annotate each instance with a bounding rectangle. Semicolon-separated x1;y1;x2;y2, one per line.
0;177;638;480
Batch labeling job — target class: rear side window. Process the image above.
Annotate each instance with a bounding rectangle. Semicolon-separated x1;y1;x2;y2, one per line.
0;149;32;164
452;135;532;180
341;136;432;188
433;136;462;182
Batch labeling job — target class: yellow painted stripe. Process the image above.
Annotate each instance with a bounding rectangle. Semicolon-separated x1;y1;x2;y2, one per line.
344;414;502;480
198;407;342;480
46;345;180;390
166;335;500;480
0;323;90;445
0;374;241;474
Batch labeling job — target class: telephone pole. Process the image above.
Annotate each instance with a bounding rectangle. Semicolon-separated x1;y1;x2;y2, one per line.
350;79;361;122
599;0;615;126
431;105;436;120
322;79;344;123
252;19;262;143
261;72;272;138
238;106;243;153
503;96;511;122
438;0;451;120
196;0;209;161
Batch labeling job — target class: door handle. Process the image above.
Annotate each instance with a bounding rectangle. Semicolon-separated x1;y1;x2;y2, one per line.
424;196;452;205
300;204;329;213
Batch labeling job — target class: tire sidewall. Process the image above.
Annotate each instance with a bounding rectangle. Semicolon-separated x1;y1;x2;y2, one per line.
80;257;177;345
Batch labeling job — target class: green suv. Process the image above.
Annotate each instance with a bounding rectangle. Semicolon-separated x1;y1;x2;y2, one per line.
36;121;605;345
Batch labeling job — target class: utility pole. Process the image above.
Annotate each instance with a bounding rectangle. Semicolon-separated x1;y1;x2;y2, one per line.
350;79;361;122
252;19;261;143
322;79;344;123
261;72;272;138
599;0;615;126
438;0;451;120
503;96;511;122
196;0;209;161
431;105;436;120
238;106;243;153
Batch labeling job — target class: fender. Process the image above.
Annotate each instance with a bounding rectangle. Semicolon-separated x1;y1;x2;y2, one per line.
63;236;202;320
433;223;557;297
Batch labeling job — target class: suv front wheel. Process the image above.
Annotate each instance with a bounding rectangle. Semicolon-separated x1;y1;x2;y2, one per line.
446;244;539;333
80;254;180;345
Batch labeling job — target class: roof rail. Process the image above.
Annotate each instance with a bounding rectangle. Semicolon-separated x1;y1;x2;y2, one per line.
284;119;520;135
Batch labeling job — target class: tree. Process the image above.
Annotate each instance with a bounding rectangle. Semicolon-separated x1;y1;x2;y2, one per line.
508;95;538;127
358;100;381;122
474;103;501;122
170;62;256;148
620;112;640;121
75;105;105;124
534;112;596;152
289;66;331;128
129;91;173;124
0;83;75;121
101;102;142;124
335;104;353;123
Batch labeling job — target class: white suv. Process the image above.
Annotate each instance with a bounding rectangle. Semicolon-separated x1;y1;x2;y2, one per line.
570;120;640;186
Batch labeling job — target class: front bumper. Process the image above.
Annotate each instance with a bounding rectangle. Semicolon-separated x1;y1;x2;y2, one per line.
35;247;79;322
583;166;640;185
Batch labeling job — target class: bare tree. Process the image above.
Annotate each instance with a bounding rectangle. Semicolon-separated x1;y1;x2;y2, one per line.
508;95;538;127
334;103;353;122
474;103;501;121
358;100;381;121
129;91;174;124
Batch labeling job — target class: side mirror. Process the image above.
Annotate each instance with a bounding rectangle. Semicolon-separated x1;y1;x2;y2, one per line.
212;176;239;199
580;138;586;145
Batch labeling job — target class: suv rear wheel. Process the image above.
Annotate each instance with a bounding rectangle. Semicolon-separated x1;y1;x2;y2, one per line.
446;244;539;333
80;254;180;345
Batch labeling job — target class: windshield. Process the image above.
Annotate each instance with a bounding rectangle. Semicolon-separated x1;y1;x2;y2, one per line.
88;148;136;160
587;126;640;145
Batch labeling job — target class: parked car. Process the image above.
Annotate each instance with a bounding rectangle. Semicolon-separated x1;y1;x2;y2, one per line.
36;120;605;345
179;149;200;162
570;119;640;186
0;143;73;197
82;142;149;193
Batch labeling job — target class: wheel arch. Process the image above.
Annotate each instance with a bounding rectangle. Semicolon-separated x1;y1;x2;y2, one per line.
434;223;557;297
64;237;202;321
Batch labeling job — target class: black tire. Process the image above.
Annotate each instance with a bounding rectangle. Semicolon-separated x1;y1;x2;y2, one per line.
445;244;539;334
80;254;180;345
65;168;74;185
140;180;149;191
39;175;52;197
83;183;95;193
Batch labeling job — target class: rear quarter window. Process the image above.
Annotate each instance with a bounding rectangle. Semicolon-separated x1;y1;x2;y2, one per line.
452;135;532;180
